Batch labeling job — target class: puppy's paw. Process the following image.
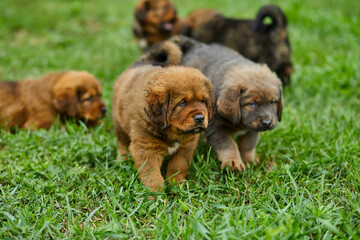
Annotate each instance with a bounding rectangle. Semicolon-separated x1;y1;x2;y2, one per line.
221;159;246;172
254;156;260;165
244;156;260;166
242;151;259;166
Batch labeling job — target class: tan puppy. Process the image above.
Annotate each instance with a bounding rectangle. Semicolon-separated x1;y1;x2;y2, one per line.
133;0;183;51
169;36;283;171
184;5;293;85
0;71;106;130
112;42;214;191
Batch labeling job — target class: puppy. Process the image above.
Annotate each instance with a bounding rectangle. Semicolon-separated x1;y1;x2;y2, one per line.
112;41;214;191
169;36;283;171
185;5;293;85
133;0;184;51
0;71;107;130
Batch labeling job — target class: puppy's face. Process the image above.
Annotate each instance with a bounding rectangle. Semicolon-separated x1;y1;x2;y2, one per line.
239;86;282;131
217;80;283;132
52;71;107;122
135;0;178;34
145;67;214;135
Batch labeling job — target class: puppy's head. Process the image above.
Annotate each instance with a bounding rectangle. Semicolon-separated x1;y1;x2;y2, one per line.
252;5;293;85
217;65;283;131
134;41;182;67
51;71;107;123
135;0;179;34
144;66;214;136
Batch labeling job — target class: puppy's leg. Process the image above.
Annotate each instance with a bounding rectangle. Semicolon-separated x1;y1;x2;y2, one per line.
24;113;55;130
238;130;259;165
129;139;167;192
207;129;245;171
115;125;130;161
166;135;199;183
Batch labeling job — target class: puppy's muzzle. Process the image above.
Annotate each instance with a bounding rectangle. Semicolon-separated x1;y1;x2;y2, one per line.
277;63;293;86
193;114;205;124
260;119;271;128
101;106;107;117
161;22;174;32
257;118;275;131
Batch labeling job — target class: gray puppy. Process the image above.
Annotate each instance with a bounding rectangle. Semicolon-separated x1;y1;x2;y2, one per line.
167;36;283;171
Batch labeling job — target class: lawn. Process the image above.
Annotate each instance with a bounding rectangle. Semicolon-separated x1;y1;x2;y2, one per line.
0;0;359;239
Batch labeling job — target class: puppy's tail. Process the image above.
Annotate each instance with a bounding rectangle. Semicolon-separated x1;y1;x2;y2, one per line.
253;5;288;32
134;41;183;67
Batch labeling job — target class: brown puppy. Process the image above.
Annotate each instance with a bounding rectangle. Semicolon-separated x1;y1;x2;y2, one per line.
133;0;183;51
0;71;107;130
169;36;283;171
112;42;214;191
185;5;293;85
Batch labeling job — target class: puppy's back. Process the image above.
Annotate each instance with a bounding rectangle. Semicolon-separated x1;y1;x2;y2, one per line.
170;36;281;95
0;81;19;109
0;81;27;128
132;41;183;67
112;65;160;130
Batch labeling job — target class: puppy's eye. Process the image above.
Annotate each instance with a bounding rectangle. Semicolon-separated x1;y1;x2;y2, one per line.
200;100;206;105
177;100;187;107
270;100;277;106
248;102;257;108
84;96;93;102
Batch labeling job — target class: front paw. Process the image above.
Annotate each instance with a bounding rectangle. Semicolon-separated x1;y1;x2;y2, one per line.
243;156;260;166
221;159;246;172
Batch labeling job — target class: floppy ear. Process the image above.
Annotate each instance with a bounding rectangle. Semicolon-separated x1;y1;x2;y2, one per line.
144;91;170;130
53;90;78;117
277;89;283;122
135;0;150;24
217;88;241;124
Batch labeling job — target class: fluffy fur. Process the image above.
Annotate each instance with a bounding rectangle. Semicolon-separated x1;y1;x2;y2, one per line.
0;71;107;130
184;5;293;85
168;36;283;171
112;42;214;191
133;0;183;51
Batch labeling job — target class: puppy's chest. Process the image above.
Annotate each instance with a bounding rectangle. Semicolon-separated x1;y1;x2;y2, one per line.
138;38;148;50
167;142;181;155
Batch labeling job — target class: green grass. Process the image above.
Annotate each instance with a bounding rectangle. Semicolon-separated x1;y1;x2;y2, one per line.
0;0;359;239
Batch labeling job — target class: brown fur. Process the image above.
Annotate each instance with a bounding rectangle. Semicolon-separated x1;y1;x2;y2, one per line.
132;40;183;67
184;5;293;85
0;71;106;130
133;0;184;51
169;36;283;171
112;63;214;191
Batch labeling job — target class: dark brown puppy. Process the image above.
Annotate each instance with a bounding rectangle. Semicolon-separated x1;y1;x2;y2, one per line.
0;71;106;130
169;36;283;171
133;0;183;51
112;42;214;191
185;5;293;85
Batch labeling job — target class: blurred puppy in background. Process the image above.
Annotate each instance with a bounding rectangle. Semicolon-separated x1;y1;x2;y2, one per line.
133;0;183;51
0;71;107;130
169;36;283;171
112;41;214;191
185;5;293;85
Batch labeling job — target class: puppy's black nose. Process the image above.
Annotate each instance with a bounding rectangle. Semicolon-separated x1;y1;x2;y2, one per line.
261;119;271;127
101;106;107;116
194;114;205;124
